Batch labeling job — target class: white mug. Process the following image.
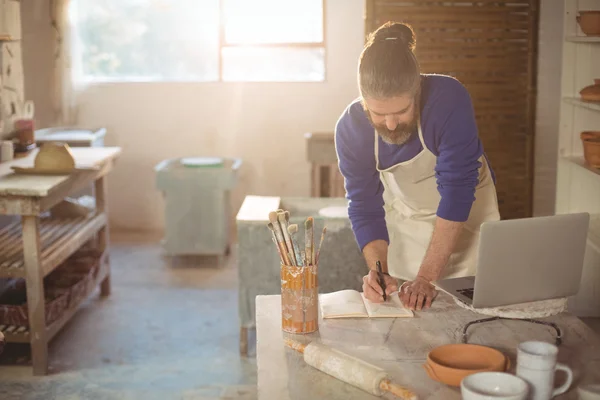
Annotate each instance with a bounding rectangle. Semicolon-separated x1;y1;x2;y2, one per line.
516;341;573;400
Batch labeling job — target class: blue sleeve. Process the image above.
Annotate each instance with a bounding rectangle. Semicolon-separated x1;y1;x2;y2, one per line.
335;103;389;250
426;80;483;222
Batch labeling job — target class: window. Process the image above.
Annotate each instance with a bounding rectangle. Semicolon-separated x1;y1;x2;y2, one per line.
70;0;325;83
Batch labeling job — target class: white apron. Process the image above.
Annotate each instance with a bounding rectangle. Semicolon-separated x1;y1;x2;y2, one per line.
375;122;500;281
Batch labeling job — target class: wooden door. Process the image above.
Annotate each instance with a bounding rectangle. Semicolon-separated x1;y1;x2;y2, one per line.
365;0;540;219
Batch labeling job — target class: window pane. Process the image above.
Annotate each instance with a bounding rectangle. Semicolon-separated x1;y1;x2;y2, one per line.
222;47;325;82
72;0;219;81
223;0;323;45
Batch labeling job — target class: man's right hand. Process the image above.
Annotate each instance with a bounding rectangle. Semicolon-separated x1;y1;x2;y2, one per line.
362;270;399;303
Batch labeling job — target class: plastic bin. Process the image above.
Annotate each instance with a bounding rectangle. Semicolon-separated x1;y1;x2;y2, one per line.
155;157;242;258
35;127;107;147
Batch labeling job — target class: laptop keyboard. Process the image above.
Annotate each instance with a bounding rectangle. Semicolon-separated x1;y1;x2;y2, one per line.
457;288;474;300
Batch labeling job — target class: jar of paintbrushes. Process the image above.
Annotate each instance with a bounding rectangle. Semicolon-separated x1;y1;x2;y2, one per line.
268;210;326;334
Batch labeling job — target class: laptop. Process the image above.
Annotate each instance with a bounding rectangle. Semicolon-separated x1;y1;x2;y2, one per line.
432;212;590;308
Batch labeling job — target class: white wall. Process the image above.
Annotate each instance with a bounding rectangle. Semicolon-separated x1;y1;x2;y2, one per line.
21;1;55;129
532;1;564;217
21;0;561;231
23;0;366;232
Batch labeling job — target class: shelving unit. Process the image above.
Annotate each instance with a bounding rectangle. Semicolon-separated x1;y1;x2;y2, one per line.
565;35;600;43
0;147;121;375
0;255;109;344
561;155;600;177
562;96;600;112
0;213;107;278
556;0;600;317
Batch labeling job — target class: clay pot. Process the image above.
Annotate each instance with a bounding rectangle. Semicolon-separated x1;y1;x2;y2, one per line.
582;131;600;169
34;142;76;171
577;11;600;36
580;79;600;102
423;343;510;387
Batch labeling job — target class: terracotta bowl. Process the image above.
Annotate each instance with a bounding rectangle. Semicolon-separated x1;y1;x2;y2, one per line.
423;344;510;387
577;11;600;36
580;79;600;102
582;131;600;169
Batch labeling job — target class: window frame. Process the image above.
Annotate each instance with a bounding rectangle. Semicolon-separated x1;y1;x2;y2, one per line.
217;0;327;83
71;0;327;83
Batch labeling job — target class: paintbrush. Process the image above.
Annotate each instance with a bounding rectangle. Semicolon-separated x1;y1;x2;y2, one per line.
278;211;296;266
305;217;314;266
310;222;320;266
267;223;285;264
287;224;304;266
315;226;327;265
269;212;292;265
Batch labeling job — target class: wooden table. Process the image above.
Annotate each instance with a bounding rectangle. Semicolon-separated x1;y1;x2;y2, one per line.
256;293;600;399
0;147;121;375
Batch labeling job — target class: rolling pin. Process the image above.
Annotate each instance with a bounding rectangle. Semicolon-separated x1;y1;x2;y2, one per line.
285;339;418;400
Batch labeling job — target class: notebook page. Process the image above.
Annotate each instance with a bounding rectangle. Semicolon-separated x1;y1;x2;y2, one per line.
361;292;414;318
320;290;369;318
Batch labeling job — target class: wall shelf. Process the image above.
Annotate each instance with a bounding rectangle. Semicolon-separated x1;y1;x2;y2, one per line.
562;97;600;112
562;156;600;178
565;36;600;43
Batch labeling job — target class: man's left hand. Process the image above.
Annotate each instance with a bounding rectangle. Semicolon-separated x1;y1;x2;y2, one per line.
400;276;438;311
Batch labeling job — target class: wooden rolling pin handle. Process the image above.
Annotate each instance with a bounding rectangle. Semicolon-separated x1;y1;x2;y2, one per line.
284;338;307;353
380;379;418;400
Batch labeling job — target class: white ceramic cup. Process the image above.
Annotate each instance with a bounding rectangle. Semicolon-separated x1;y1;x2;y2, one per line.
516;341;573;400
461;372;529;400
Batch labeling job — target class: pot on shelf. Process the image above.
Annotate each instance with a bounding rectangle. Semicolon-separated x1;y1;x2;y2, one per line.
581;131;600;169
580;79;600;102
577;11;600;36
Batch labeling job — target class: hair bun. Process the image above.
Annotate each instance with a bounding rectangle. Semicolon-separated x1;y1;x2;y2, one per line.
373;21;416;51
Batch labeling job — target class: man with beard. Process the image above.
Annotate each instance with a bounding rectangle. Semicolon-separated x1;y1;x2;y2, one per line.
335;21;500;311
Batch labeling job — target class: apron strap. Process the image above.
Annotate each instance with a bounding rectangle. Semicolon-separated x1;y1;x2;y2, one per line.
374;129;381;170
416;120;428;152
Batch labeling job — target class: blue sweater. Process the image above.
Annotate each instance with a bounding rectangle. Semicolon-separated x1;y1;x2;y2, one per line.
335;74;495;251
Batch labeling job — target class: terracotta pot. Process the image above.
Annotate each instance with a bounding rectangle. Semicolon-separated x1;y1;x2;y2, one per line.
580;79;600;102
581;131;600;169
577;11;600;36
423;343;510;387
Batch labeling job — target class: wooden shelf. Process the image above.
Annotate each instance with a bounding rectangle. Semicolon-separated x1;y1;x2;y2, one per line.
563;97;600;112
0;254;109;344
565;36;600;43
589;216;600;253
562;156;600;177
0;213;107;278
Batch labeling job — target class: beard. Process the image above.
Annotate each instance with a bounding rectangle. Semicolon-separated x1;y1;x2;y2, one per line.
372;118;418;146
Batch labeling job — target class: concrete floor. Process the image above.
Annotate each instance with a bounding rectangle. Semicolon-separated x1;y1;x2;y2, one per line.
0;232;257;400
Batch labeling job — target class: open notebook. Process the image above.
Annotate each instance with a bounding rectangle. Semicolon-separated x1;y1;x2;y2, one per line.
319;289;414;319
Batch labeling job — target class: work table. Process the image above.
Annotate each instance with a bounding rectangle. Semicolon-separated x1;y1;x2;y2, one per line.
256;293;600;399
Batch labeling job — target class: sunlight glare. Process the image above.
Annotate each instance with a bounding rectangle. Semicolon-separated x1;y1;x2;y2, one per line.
224;0;323;44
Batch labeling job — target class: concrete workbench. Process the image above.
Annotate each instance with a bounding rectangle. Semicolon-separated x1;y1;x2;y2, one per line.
256;293;600;399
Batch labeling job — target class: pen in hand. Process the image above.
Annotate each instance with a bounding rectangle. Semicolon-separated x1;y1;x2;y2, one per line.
376;260;387;302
